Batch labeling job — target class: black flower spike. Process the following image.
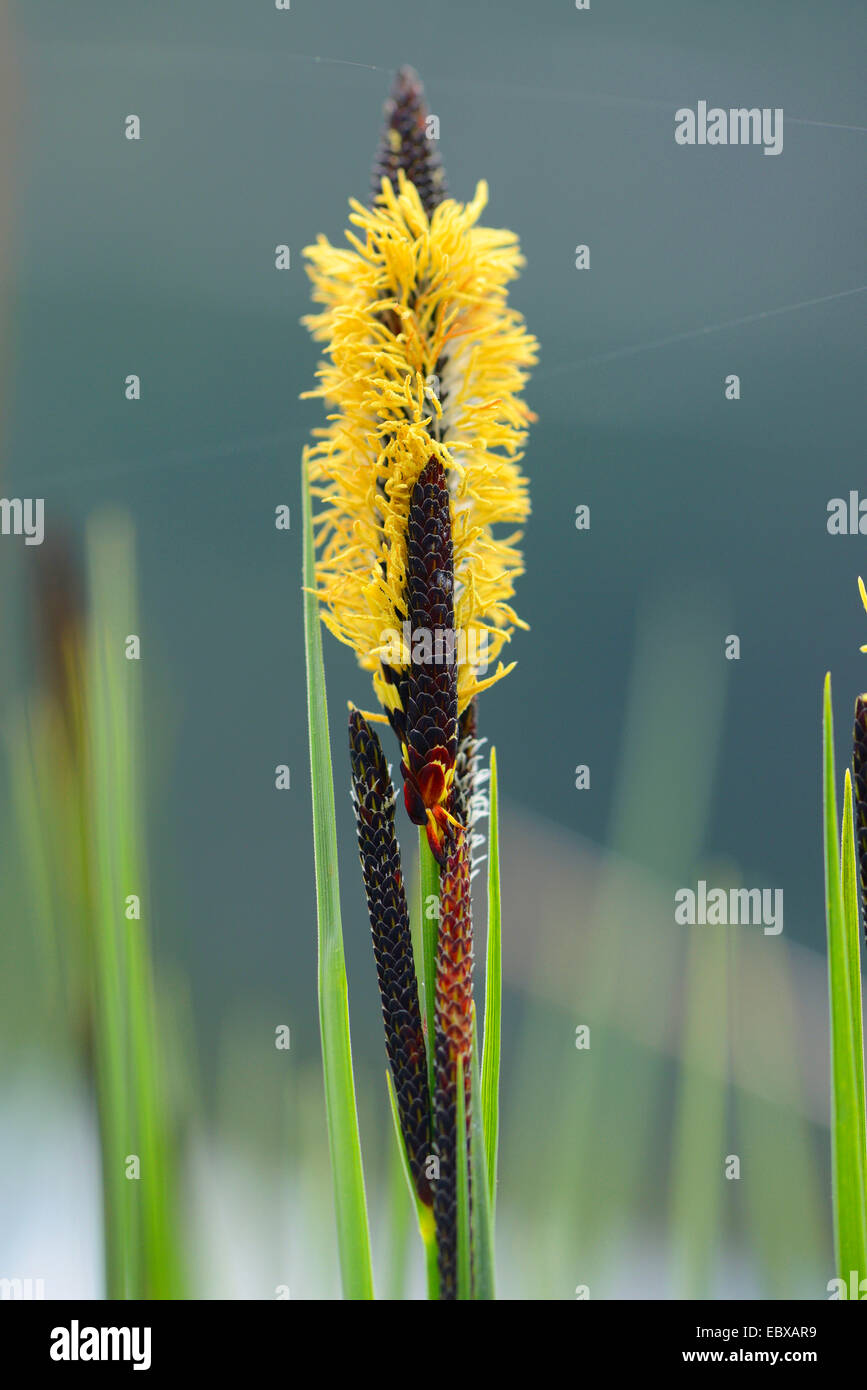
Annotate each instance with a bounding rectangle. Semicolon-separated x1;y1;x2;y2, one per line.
371;65;446;219
399;458;459;866
432;824;474;1300
348;709;433;1205
853;695;867;940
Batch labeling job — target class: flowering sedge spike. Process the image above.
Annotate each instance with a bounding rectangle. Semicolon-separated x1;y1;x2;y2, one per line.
301;150;536;732
349;709;433;1205
371;66;446;220
852;578;867;937
400;458;459;865
303;65;536;1300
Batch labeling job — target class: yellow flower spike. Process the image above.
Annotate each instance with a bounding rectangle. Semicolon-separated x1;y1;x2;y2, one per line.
302;168;537;715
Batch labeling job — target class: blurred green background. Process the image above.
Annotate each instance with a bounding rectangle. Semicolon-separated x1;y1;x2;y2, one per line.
0;0;865;1297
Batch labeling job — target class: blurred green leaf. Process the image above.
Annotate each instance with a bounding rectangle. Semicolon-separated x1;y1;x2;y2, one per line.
470;1015;495;1299
86;512;184;1298
302;457;374;1300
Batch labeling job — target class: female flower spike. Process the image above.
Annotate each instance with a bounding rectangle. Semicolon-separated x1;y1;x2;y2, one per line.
348;709;433;1204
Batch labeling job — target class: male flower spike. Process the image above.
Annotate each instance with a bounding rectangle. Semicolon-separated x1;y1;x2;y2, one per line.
302;68;537;856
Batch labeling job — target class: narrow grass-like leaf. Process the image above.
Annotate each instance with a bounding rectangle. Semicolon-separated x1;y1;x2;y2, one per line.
384;1080;412;1300
87;623;133;1297
386;1070;417;1217
822;673;867;1286
302;457;374;1300
386;1070;438;1299
455;1053;471;1300
470;1014;495;1299
480;744;502;1214
87;513;183;1298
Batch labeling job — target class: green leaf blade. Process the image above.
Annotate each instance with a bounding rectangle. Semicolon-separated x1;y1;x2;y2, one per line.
822;674;867;1287
841;770;867;1230
87;514;184;1299
470;1015;496;1299
386;1071;439;1299
302;457;374;1300
455;1055;471;1301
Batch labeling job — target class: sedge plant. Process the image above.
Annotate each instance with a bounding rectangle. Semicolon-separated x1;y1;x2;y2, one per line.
820;577;867;1297
301;67;535;1299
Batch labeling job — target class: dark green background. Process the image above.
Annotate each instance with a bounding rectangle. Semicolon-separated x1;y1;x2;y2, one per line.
5;0;865;1060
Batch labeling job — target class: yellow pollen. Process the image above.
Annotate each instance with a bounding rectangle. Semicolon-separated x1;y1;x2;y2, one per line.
301;170;537;715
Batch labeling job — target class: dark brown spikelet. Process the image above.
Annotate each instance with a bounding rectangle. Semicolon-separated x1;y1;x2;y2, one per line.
400;458;459;865
853;696;867;940
432;825;474;1299
348;709;433;1205
371;66;446;219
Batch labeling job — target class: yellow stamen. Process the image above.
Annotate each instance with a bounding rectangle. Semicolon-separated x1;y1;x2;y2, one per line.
302;171;536;715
